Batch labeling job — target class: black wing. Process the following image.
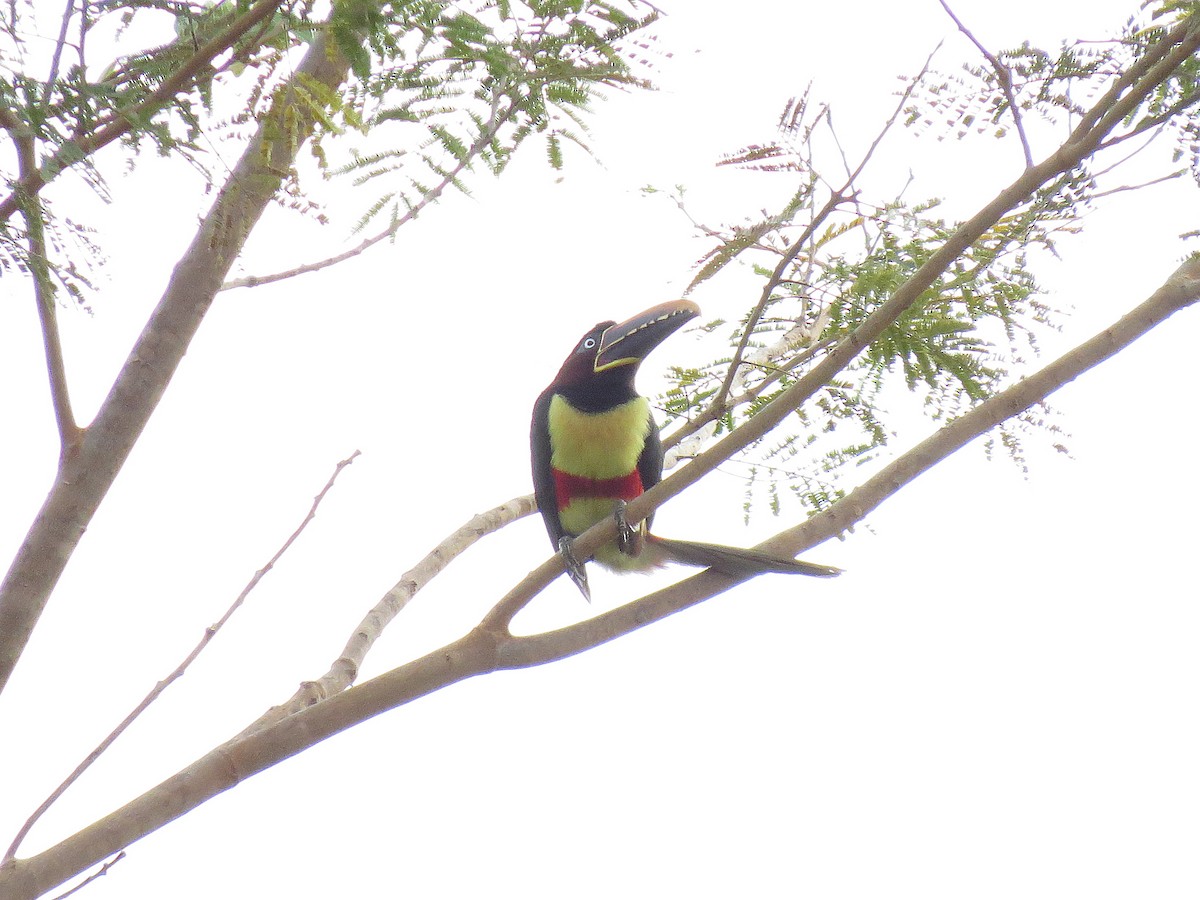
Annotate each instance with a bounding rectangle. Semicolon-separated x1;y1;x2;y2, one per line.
530;388;564;548
636;408;664;533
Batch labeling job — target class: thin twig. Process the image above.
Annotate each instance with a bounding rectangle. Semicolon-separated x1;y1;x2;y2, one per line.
1096;87;1200;151
1;104;80;453
939;0;1034;168
2;452;360;863
1089;168;1183;199
48;852;125;900
709;44;939;413
45;0;76;91
0;0;285;226
221;92;517;291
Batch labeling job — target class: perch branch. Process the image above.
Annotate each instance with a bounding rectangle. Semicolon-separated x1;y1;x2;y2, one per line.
3;253;1196;900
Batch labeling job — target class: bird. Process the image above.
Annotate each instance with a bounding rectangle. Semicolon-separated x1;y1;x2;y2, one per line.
530;298;841;601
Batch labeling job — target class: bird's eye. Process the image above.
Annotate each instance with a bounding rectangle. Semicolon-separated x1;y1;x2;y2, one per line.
581;337;597;350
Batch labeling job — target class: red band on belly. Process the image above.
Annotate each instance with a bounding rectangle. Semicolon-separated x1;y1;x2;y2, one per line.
553;469;643;510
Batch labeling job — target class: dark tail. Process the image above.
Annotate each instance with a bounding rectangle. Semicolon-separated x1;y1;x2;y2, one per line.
648;535;841;579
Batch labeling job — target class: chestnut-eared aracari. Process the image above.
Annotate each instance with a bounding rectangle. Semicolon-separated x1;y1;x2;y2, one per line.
531;299;841;601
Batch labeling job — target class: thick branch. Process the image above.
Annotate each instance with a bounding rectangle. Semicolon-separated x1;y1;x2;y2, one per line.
0;630;500;900
0;23;356;696
763;253;1200;560
498;255;1200;665
2;452;359;863
3;255;1195;900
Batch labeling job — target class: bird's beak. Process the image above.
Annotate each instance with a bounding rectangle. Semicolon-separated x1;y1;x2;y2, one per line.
594;300;701;373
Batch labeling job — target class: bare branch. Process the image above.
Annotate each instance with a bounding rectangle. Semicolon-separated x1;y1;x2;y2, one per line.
239;493;536;736
46;852;124;900
2;452;360;863
0;17;356;696
44;0;76;91
938;0;1034;167
1090;168;1184;200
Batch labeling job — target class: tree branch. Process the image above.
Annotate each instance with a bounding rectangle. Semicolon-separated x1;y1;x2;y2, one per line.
44;0;76;92
670;17;1200;477
221;94;519;292
0;106;80;454
237;493;536;736
764;253;1200;561
0;0;285;227
5;254;1194;900
1097;87;1200;151
0;18;356;696
2;452;359;863
45;852;123;900
938;0;1034;168
1067;14;1199;149
709;44;939;414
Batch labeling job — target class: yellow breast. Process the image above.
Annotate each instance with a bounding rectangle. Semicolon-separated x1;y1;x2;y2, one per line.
547;394;650;479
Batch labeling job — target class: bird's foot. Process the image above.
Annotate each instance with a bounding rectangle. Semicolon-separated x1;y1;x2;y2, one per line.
557;536;591;603
613;499;643;557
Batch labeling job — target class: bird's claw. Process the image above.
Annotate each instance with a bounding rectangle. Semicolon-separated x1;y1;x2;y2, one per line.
613;499;642;557
557;536;591;603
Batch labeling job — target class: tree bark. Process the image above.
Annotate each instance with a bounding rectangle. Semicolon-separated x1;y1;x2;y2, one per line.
0;29;354;694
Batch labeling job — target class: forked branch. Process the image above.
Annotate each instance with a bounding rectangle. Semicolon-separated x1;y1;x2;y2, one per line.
5;255;1195;900
0;106;79;453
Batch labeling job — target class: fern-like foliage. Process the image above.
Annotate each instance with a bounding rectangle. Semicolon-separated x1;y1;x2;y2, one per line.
329;0;659;234
654;2;1200;519
0;0;659;307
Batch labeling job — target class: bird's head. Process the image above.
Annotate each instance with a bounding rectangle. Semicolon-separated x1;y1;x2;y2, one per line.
550;300;701;394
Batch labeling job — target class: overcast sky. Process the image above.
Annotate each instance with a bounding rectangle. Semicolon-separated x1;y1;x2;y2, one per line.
2;1;1198;898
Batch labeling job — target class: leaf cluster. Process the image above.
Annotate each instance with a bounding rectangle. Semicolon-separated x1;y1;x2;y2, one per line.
329;0;658;235
655;6;1200;518
0;0;659;305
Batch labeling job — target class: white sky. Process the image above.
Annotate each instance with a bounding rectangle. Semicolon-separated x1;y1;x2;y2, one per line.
1;1;1198;898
